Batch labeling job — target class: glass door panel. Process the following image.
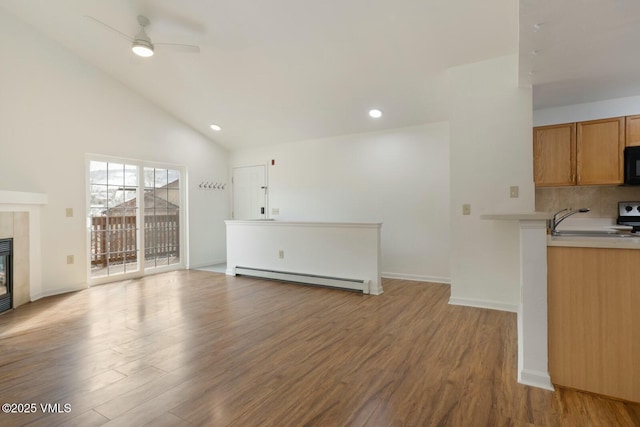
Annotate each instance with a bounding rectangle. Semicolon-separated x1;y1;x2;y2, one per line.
89;160;140;279
144;167;181;270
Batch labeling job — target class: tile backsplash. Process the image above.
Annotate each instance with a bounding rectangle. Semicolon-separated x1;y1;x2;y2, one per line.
536;186;640;218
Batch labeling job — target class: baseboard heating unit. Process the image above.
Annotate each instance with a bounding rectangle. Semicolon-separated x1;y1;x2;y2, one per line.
234;266;370;294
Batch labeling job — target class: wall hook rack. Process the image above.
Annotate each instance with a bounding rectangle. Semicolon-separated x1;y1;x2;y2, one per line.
198;181;227;191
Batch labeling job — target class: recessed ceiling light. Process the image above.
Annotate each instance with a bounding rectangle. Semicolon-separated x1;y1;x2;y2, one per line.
369;109;383;119
210;124;222;131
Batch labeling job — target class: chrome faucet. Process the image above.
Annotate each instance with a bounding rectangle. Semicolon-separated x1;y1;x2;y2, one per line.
550;208;590;235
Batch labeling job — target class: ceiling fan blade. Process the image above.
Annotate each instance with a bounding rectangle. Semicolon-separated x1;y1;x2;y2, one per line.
83;15;133;42
155;43;200;53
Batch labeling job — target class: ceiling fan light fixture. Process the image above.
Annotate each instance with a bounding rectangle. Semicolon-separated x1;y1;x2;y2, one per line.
132;39;154;57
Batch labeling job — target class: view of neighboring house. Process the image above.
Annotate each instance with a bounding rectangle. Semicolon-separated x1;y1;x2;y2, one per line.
91;179;181;276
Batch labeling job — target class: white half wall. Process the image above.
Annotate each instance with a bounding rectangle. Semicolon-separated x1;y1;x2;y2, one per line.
0;9;230;295
447;54;534;310
533;94;640;126
226;220;382;295
230;123;451;283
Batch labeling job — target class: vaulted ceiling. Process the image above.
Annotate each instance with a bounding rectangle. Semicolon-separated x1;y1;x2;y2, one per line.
519;0;640;110
2;0;640;149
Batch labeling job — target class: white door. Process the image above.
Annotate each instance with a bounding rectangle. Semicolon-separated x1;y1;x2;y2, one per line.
232;165;267;219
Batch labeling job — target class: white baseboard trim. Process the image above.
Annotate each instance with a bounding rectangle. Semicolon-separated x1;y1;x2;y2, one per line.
31;283;87;302
448;297;519;313
189;259;227;270
381;272;450;284
519;369;554;391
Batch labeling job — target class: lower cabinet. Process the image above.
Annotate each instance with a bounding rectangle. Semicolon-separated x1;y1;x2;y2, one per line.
547;246;640;403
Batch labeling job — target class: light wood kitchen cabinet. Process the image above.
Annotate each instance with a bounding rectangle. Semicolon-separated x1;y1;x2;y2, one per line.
533;123;576;187
548;246;640;403
576;117;625;185
626;115;640;147
533;116;625;187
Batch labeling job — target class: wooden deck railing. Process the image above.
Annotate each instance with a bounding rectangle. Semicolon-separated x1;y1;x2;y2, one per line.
90;214;179;266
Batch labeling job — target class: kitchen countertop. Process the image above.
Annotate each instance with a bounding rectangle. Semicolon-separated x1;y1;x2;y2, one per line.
482;214;640;249
545;218;640;249
547;234;640;249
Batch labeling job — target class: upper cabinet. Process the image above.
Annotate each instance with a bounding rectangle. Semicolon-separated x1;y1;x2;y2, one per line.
533;123;576;187
576;117;624;185
626;115;640;147
534;116;625;187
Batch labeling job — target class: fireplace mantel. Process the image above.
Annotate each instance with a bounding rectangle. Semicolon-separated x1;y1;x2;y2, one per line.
0;190;48;305
0;190;48;205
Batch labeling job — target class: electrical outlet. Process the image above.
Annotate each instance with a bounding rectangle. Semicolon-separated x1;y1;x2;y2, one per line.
66;255;74;264
272;208;280;215
278;250;284;259
66;208;73;217
462;204;471;215
510;186;519;198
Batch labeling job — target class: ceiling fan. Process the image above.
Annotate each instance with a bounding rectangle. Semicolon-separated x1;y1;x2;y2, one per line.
84;14;200;58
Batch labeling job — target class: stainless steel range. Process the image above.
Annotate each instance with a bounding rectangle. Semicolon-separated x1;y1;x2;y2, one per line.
617;201;640;232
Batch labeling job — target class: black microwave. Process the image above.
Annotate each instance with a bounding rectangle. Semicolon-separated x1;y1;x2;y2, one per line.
625;146;640;185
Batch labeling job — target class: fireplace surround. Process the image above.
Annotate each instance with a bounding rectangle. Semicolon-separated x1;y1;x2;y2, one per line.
0;190;47;308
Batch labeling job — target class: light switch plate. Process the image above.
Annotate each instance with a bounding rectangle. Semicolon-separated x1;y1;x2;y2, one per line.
66;208;73;217
463;204;471;215
510;186;519;198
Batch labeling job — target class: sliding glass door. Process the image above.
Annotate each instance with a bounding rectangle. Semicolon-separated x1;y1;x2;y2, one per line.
88;158;183;283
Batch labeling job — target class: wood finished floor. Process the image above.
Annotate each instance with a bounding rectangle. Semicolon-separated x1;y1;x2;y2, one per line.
0;271;639;426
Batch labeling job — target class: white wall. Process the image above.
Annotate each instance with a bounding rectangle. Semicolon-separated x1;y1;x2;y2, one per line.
230;123;451;283
447;54;534;311
0;9;230;296
533;94;640;126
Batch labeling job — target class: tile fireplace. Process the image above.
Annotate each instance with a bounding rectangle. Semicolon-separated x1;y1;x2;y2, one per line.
0;190;47;306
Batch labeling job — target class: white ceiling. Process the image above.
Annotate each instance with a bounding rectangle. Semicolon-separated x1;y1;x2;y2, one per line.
519;0;640;110
0;0;518;149
3;1;639;150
